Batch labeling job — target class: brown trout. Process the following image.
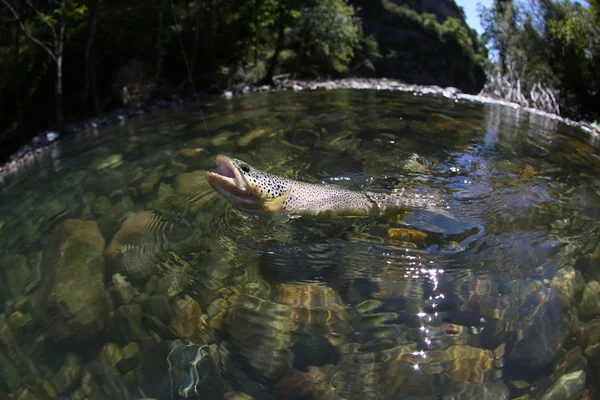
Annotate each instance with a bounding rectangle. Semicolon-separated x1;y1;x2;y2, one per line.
205;155;452;218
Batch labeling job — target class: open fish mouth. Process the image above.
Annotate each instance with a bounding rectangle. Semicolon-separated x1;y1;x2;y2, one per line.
205;155;248;196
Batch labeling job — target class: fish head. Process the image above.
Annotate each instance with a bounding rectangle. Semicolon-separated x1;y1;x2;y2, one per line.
205;155;291;212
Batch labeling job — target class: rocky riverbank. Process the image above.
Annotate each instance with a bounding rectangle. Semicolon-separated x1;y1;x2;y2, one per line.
1;77;599;179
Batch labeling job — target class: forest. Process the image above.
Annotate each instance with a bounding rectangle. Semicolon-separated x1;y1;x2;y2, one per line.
0;0;599;162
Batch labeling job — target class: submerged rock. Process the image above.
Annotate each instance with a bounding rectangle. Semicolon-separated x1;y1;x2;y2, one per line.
110;304;148;342
37;219;107;340
110;273;137;305
540;369;585;400
551;267;578;306
136;338;227;399
105;211;172;280
226;294;297;380
580;281;600;316
139;165;164;194
0;254;31;299
52;353;83;394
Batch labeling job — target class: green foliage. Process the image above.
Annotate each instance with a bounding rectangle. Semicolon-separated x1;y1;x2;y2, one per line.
381;0;482;64
479;0;600;119
287;0;362;75
0;0;486;159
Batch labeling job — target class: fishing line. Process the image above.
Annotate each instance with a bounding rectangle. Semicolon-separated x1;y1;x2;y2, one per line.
170;0;209;135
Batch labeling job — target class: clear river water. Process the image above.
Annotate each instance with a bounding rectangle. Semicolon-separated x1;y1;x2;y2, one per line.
0;89;599;399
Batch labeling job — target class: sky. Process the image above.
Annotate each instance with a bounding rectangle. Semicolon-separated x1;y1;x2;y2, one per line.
455;0;493;35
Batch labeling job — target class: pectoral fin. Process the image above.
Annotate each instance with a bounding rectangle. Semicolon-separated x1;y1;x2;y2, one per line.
265;187;292;212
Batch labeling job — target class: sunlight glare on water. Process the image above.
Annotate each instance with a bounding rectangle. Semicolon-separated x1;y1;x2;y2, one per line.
0;90;598;399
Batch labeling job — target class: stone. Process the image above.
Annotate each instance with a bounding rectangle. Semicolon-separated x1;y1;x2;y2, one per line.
580;281;600;316
551;267;577;305
105;211;167;280
8;311;33;330
111;273;137;305
70;371;93;400
173;170;207;196
225;392;254;400
112;304;148;342
578;319;600;368
100;343;124;370
38;379;58;399
540;369;585;400
92;196;112;216
93;154;123;170
146;275;158;294
139;295;172;324
118;343;140;373
1;254;31;298
136;338;228;399
387;228;427;241
210;130;236;150
172;170;216;212
52;353;83;394
139;165;164;194
156;270;189;300
238;128;272;147
0;351;21;391
174;148;213;169
185;138;211;148
172;295;212;341
38;219;107;340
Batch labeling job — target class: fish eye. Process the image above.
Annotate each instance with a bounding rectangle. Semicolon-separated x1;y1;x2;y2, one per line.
240;163;250;173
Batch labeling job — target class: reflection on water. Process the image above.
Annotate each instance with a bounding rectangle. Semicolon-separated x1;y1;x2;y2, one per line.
0;90;599;399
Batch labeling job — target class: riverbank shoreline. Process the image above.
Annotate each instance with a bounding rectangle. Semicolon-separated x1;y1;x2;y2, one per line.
2;77;599;179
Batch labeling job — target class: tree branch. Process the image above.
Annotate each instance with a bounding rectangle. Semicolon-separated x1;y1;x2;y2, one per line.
1;0;57;62
26;0;57;41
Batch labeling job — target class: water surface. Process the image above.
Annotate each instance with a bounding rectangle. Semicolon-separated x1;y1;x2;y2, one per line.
0;90;599;399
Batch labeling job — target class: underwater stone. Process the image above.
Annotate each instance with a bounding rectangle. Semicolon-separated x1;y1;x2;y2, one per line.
146;182;175;211
206;298;231;330
110;273;137;305
577;319;600;368
93;154;123;170
105;211;165;280
172;295;213;342
91;196;111;216
226;294;297;380
225;392;255;400
136;338;227;399
174;148;213;169
185;138;211;148
85;359;131;399
403;154;429;174
156;270;189;300
112;304;148;342
551;267;577;306
0;351;21;392
210;130;237;151
70;371;93;400
38;379;58;399
100;343;124;371
38;219;107;340
139;295;172;325
1;254;31;298
8;311;32;330
117;343;140;373
173;170;207;196
238;128;272;147
580;281;600;316
139;165;164;194
145;275;158;294
52;353;83;394
540;369;585;400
